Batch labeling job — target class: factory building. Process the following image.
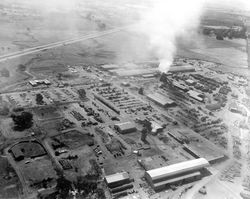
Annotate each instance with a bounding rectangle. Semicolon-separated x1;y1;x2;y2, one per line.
168;65;195;73
105;171;130;188
187;90;204;102
147;93;176;108
105;171;133;195
142;73;157;78
172;82;188;92
114;122;136;134
145;158;209;191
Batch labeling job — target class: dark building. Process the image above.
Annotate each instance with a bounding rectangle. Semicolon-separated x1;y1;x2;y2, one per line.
114;122;136;134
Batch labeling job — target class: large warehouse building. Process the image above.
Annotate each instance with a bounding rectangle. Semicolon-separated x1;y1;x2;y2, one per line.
114;122;136;134
187;90;204;102
147;93;176;108
105;171;130;188
168;65;195;73
145;158;209;191
105;171;133;196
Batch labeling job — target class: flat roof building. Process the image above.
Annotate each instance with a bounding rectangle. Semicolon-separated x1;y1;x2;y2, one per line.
105;171;130;188
168;65;195;73
147;93;176;108
145;158;209;191
43;79;51;85
142;74;156;78
29;80;37;87
187;90;204;102
114;122;136;134
185;79;195;85
172;82;188;92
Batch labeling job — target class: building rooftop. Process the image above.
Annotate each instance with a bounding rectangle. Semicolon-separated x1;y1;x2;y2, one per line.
147;93;174;106
185;79;195;84
172;82;188;91
146;158;209;180
115;122;136;131
105;172;129;184
187;90;204;101
168;65;195;73
153;171;201;188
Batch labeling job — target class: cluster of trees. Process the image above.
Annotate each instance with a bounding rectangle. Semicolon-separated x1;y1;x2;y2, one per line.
53;175;105;199
74;176;105;199
87;159;102;180
11;111;33;131
36;94;44;105
31;177;53;189
203;26;247;40
17;64;26;72
85;12;106;30
55;175;72;199
77;89;86;99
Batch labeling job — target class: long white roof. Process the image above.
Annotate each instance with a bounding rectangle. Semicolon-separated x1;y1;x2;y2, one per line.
105;172;129;184
146;158;209;181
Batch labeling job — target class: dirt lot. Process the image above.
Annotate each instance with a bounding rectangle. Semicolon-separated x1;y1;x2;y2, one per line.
58;145;96;181
51;129;94;149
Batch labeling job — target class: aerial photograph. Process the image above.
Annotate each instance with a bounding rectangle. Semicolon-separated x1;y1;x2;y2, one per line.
0;0;250;198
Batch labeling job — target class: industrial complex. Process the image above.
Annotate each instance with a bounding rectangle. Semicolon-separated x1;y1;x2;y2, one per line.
0;1;249;199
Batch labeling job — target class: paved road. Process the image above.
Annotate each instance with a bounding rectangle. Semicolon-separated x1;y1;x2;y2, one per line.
0;25;132;63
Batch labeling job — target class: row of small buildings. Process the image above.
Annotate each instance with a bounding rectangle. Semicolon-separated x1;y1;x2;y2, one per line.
29;79;51;87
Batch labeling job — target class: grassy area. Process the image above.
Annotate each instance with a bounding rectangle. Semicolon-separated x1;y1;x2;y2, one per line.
33;107;62;121
0;156;22;198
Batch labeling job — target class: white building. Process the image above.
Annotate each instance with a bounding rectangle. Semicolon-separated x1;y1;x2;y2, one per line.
105;171;130;188
187;90;204;102
145;158;209;190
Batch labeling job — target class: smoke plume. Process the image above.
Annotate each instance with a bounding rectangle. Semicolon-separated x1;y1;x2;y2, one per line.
138;0;205;73
138;0;250;73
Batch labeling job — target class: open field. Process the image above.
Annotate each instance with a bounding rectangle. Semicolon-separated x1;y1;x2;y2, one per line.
9;141;46;159
177;34;248;69
33;107;62;121
19;156;57;189
0;156;22;199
